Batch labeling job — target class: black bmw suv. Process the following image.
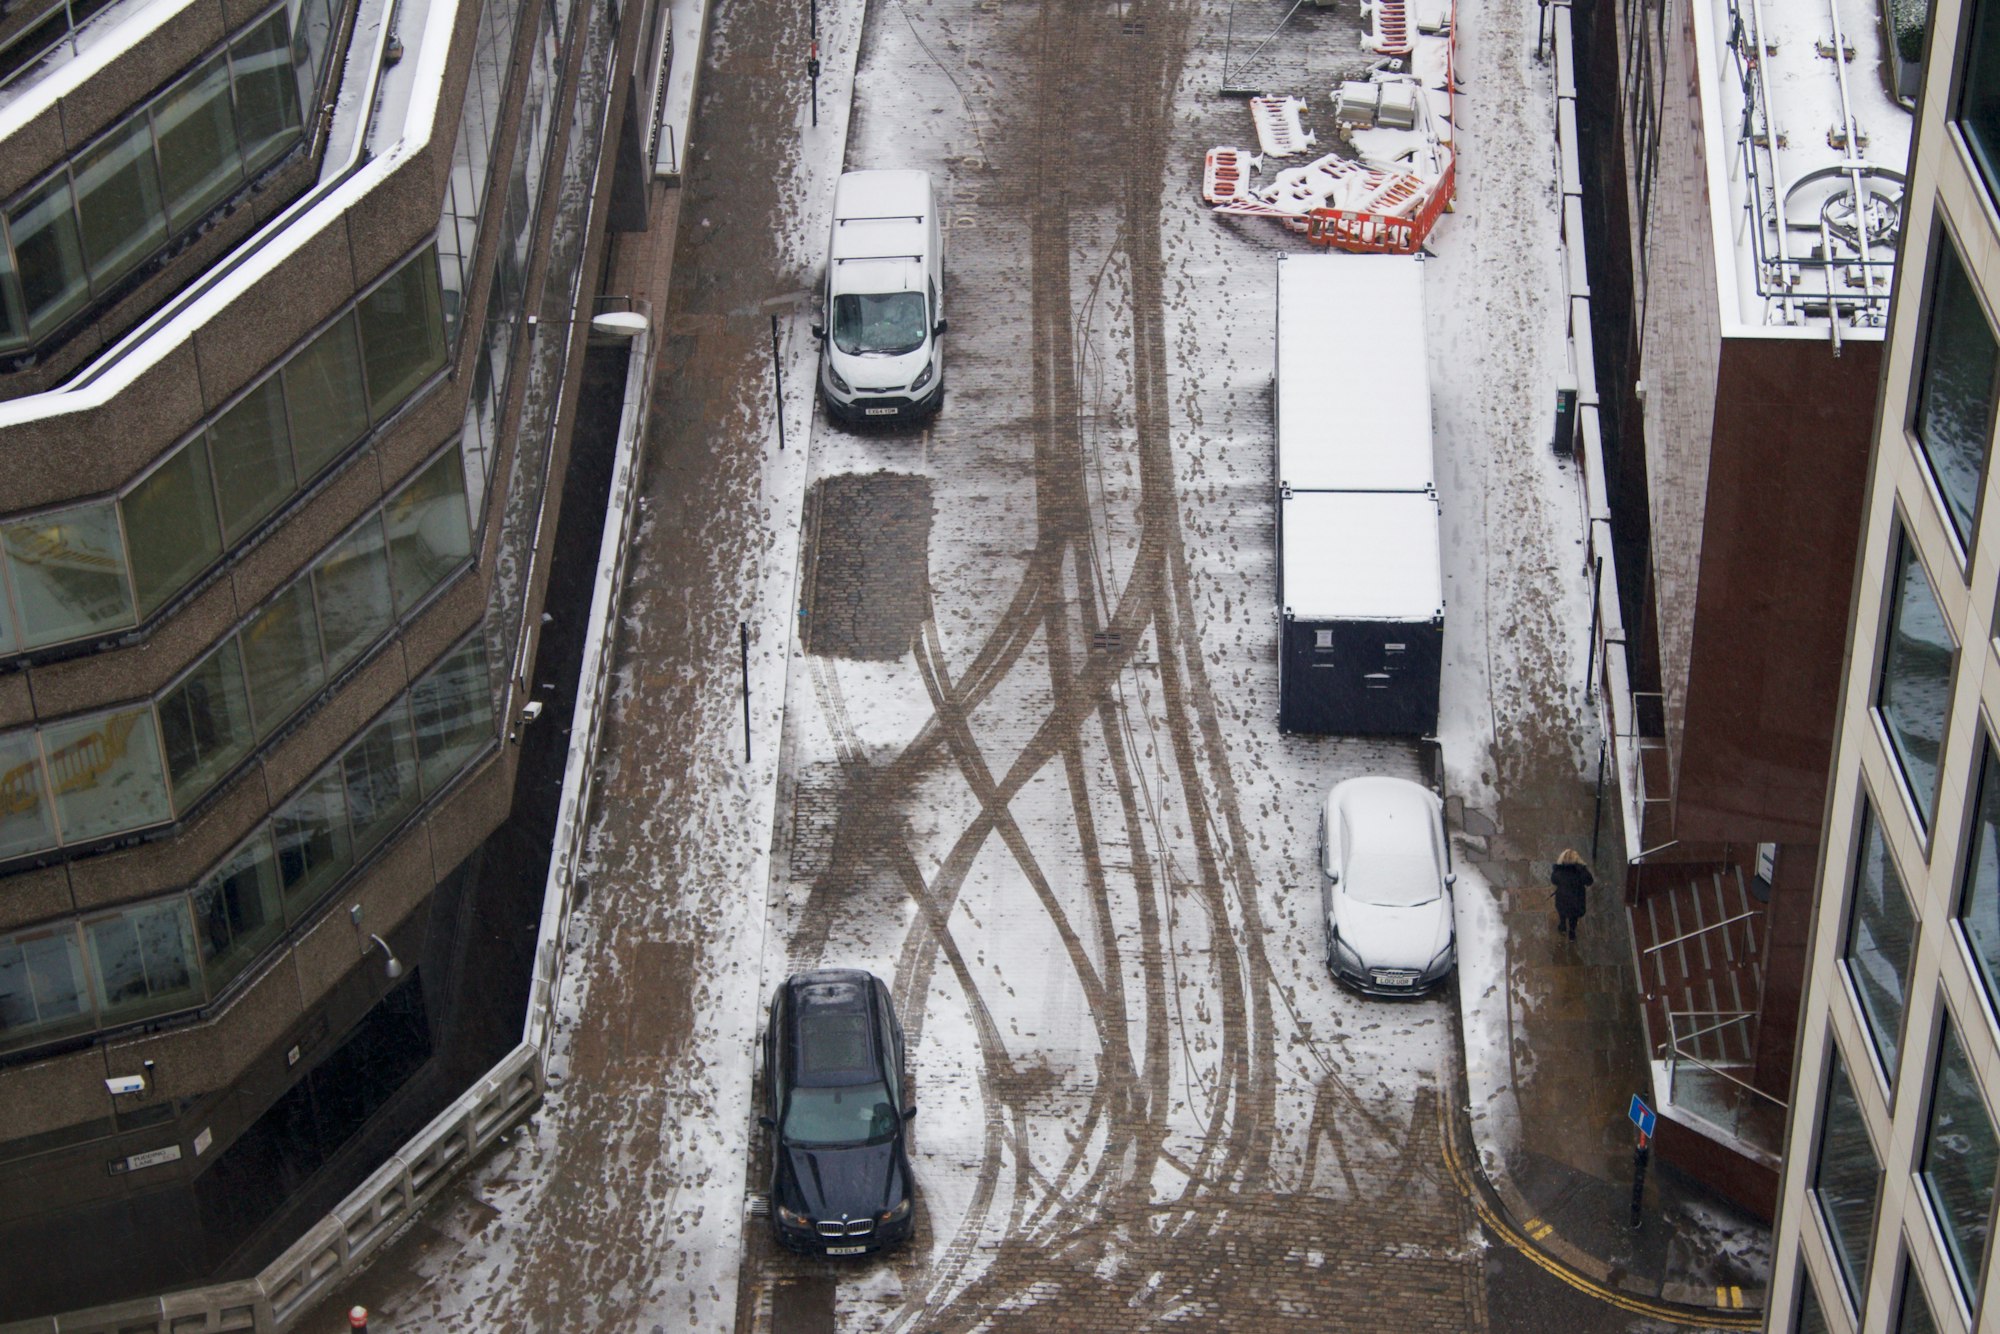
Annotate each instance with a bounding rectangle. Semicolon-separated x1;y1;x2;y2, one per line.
761;969;916;1254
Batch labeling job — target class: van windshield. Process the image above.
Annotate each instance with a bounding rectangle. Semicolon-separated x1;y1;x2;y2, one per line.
832;292;927;356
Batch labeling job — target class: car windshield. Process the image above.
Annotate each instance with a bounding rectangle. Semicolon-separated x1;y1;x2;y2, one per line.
782;1081;900;1146
1345;850;1441;907
832;291;927;356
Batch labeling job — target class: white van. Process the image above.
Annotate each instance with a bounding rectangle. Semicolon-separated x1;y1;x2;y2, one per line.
813;170;945;423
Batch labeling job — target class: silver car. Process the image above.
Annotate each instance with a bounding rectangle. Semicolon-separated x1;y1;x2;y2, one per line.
1320;776;1457;995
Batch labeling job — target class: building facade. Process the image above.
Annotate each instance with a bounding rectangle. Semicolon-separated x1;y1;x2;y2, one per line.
0;0;651;1310
1573;0;1911;1214
1767;0;2000;1319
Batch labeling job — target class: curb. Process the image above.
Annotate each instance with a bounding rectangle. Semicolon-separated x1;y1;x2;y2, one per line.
1440;1087;1764;1328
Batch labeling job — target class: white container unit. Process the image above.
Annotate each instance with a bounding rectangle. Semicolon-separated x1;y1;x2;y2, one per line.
1275;255;1442;736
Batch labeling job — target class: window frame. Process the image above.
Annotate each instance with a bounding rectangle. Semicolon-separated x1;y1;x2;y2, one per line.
1904;218;2000;564
1874;516;1960;835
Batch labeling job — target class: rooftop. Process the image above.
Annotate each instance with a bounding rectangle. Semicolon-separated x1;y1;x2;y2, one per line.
1698;0;1913;335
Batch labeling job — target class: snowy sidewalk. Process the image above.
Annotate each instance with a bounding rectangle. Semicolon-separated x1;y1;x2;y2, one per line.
1420;0;1773;1315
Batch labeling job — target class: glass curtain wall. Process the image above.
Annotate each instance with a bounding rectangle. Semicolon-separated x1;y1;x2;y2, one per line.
0;447;473;859
0;0;347;354
0;247;446;654
442;0;574;516
0;633;492;1053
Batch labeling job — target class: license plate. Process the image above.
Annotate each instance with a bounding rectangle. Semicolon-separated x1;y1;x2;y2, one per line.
1373;972;1416;987
864;406;900;416
825;1244;868;1255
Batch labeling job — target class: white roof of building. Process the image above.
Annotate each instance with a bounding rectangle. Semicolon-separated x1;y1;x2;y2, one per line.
1693;0;1911;334
1281;490;1443;622
1276;255;1433;493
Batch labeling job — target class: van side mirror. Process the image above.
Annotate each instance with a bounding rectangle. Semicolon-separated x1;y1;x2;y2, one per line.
759;1114;776;1129
810;324;825;341
904;1105;918;1121
1445;872;1457;887
933;318;948;337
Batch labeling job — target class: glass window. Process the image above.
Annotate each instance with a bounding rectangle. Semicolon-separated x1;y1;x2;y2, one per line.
292;0;339;92
206;377;295;543
386;450;472;612
411;639;491;793
42;705;170;842
8;174;88;335
85;899;201;1023
283;312;368;478
240;580;325;735
1796;1268;1830;1334
1958;0;2000;201
1814;1049;1882;1300
1;503;133;648
1898;1262;1940;1334
0;924;91;1051
357;253;447;420
1913;239;2000;545
273;765;350;918
1920;1018;2000;1299
0;728;56;859
342;707;417;854
1846;801;1918;1075
230;9;302;172
1964;741;2000;1008
313;517;393;673
0;237;25;351
122;443;222;618
153;53;243;232
191;831;283;990
73;114;167;284
1878;529;1955;827
159;640;254;808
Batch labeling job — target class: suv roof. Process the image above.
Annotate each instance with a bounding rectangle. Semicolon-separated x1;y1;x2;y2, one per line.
785;971;882;1088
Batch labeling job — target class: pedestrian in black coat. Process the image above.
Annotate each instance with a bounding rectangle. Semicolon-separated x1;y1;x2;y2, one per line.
1551;848;1592;941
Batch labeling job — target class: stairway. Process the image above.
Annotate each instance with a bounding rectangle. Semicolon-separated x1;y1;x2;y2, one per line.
1627;861;1786;1153
1631;863;1765;1065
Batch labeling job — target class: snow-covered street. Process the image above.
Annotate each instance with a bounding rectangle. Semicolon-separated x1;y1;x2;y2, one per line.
301;0;1628;1325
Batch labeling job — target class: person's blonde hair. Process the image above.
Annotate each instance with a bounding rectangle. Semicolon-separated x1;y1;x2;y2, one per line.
1558;848;1584;865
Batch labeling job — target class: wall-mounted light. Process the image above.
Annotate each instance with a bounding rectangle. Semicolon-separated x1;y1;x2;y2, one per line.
350;905;403;979
366;934;404;980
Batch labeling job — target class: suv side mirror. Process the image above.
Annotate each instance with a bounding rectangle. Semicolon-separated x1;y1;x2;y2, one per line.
933;318;948;337
904;1105;918;1121
1445;872;1457;887
758;1114;776;1129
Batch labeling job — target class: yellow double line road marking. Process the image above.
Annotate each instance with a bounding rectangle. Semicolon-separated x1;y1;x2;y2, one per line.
1438;1120;1762;1329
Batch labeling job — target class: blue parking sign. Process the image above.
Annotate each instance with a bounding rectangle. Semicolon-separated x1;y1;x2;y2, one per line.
1628;1094;1656;1137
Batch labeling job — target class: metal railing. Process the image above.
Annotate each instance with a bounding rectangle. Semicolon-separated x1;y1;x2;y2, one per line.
1548;13;1647;869
1662;1011;1787;1159
1642;909;1764;958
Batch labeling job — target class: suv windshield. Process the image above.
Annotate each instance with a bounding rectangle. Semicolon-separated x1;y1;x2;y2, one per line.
832;292;927;356
782;1081;899;1145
